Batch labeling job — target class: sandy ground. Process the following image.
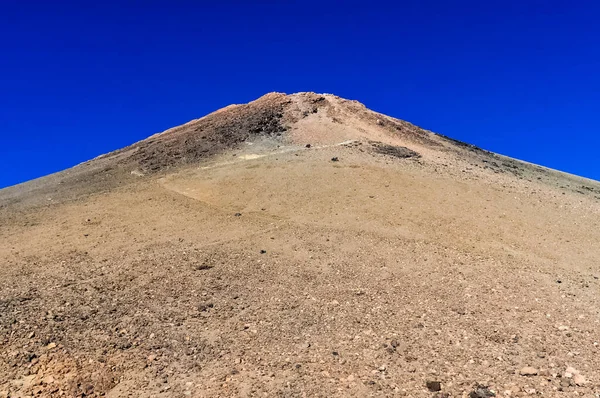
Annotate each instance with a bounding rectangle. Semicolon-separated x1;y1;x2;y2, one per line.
1;93;600;397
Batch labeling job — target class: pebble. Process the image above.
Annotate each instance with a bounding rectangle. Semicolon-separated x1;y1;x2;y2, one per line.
519;367;538;376
299;342;311;350
572;374;586;386
46;343;57;350
426;381;442;392
564;366;578;376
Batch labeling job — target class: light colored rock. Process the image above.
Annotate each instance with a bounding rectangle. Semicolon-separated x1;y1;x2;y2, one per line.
572;373;586;386
519;366;538;376
565;366;579;375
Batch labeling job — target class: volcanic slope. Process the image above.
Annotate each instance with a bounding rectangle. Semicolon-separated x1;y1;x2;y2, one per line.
1;93;600;398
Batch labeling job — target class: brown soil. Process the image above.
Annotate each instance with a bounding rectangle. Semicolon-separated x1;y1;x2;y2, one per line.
1;93;600;398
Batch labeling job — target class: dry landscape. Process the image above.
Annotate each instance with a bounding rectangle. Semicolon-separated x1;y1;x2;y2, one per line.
1;92;599;397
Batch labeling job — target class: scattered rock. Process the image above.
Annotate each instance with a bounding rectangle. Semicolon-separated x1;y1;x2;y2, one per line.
305;144;311;148
519;366;538;376
234;213;242;217
260;250;267;254
426;381;442;392
298;342;310;350
198;302;214;312
331;157;339;162
564;366;578;377
469;384;496;398
572;373;586;386
371;142;420;159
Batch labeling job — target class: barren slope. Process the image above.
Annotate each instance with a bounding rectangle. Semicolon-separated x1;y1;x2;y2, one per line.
1;93;600;398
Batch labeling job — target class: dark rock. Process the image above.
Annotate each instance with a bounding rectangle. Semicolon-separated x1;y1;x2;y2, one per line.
469;384;496;397
372;142;420;159
331;157;339;162
198;303;214;312
426;381;442;392
234;213;242;217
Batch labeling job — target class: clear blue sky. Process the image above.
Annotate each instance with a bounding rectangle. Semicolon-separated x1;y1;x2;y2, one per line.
1;1;599;188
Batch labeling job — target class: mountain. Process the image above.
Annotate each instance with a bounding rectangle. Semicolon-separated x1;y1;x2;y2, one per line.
1;93;599;397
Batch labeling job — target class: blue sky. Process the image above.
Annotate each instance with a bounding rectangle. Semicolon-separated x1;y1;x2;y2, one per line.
1;1;599;188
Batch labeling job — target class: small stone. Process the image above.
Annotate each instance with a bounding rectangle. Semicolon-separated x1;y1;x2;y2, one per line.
519;366;538;376
147;354;157;361
572;373;586;386
378;365;386;372
426;381;442;392
468;384;496;398
234;213;242;217
298;342;311;350
46;342;57;350
28;332;35;339
331;157;339;162
305;144;311;148
346;375;355;382
558;325;569;331
564;366;578;376
260;250;267;254
42;375;55;384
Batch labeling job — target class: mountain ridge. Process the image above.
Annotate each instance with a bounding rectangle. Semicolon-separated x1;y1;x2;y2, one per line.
2;92;600;397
